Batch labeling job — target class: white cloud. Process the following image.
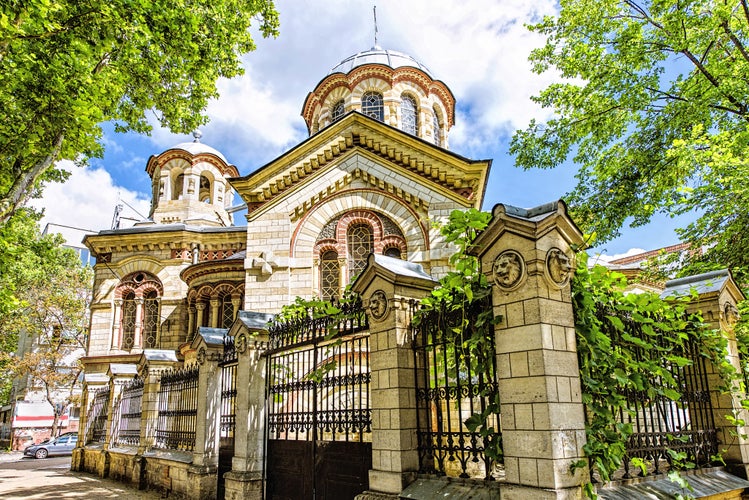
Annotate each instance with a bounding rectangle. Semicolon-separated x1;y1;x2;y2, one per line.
30;161;151;238
591;248;649;264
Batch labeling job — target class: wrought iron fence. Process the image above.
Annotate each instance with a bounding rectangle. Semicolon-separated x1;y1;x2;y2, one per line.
85;386;111;444
220;335;238;442
111;377;144;446
586;307;718;480
154;366;199;451
267;296;369;352
411;297;501;480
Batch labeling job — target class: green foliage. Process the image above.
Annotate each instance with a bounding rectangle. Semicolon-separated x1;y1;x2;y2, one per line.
571;253;745;497
0;209;92;412
416;208;503;462
511;0;749;282
0;0;279;224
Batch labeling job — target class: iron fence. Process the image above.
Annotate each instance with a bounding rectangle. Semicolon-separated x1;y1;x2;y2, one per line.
111;377;144;446
267;296;368;353
154;366;199;451
220;335;238;441
411;297;501;480
587;307;718;480
86;386;111;444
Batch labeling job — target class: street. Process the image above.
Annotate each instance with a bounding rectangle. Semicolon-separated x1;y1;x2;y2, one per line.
0;453;163;499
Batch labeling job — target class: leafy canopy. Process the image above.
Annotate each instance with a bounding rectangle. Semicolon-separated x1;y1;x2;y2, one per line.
510;0;749;281
0;209;92;408
0;0;279;224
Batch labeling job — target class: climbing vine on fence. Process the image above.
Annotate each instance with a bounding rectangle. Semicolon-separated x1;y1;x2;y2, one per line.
413;208;503;463
571;253;734;498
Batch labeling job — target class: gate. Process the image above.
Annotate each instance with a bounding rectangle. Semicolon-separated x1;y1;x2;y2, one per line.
266;299;371;500
218;334;238;499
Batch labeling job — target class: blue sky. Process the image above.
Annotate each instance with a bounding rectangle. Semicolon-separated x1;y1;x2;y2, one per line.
33;0;690;260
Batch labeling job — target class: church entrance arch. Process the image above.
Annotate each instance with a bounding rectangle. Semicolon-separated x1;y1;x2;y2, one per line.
264;299;371;500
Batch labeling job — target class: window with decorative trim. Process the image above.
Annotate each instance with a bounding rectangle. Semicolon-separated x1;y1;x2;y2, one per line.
331;100;345;122
121;292;137;350
314;211;407;299
432;108;442;146
115;272;163;351
143;291;159;348
347;224;374;280
361;92;384;121
220;293;235;329
401;95;418;135
320;250;340;301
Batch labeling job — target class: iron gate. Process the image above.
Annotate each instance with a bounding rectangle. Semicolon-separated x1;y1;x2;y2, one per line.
265;299;371;500
218;334;238;499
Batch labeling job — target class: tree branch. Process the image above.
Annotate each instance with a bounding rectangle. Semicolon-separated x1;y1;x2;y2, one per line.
0;132;65;225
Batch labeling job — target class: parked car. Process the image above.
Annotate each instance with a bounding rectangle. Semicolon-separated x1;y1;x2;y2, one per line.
23;432;78;459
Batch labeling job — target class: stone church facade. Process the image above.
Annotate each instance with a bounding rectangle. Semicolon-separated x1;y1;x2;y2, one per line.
82;47;489;362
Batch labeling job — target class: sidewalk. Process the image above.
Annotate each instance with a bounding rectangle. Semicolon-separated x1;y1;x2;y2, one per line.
0;452;164;499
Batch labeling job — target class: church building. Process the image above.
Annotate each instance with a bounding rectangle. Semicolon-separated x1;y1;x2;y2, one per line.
81;46;490;361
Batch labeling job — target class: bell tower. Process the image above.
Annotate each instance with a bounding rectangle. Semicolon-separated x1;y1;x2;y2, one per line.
145;131;239;227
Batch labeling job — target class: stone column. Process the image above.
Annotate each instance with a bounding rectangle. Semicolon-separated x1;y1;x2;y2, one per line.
187;306;196;342
352;254;438;497
224;331;269;500
210;299;220;328
196;303;206;335
133;297;144;348
469;201;588;500
188;341;223;498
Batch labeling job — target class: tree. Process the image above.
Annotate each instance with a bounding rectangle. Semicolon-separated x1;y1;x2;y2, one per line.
0;0;279;225
510;0;749;282
0;210;92;439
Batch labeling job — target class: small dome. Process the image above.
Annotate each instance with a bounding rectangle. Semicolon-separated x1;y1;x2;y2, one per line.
170;130;227;163
329;46;433;77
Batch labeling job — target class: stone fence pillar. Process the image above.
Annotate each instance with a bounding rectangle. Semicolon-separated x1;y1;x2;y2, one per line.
187;328;226;498
352;254;438;498
661;270;749;477
224;327;269;500
469;201;588;500
136;350;181;456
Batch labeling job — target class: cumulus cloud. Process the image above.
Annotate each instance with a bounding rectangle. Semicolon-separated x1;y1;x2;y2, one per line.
591;248;649;264
30;160;151;238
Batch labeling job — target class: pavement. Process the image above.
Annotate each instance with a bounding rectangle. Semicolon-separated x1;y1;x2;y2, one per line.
0;452;164;499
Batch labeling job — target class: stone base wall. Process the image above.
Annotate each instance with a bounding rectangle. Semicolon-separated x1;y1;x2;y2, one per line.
75;447;215;499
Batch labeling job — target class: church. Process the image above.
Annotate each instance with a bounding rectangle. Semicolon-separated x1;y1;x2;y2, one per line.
81;46;489;359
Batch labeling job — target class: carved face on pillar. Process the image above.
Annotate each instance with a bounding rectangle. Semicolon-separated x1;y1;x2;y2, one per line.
368;290;389;321
546;248;573;286
492;251;524;290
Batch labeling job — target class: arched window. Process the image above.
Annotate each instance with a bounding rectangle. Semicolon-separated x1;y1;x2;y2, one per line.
384;247;402;259
432;108;442;147
173;174;184;200
115;272;163;351
347;224;374;280
121;292;137;350
320;250;340;301
220;293;235;329
143;290;159;348
331;100;345;122
361;92;383;122
401;95;417;135
199;175;211;203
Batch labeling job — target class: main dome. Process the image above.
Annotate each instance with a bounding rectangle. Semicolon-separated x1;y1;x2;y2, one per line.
329;46;433;78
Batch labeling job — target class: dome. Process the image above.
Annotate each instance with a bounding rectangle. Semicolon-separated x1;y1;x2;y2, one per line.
329;46;433;77
170;130;227;163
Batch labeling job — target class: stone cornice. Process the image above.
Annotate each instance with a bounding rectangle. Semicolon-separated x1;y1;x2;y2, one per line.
230;113;490;221
180;259;245;286
84;227;246;255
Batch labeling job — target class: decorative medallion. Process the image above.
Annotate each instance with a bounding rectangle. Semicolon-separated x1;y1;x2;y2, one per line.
492;250;525;290
723;302;740;327
546;248;573;287
368;290;389;321
236;332;248;354
197;346;206;365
